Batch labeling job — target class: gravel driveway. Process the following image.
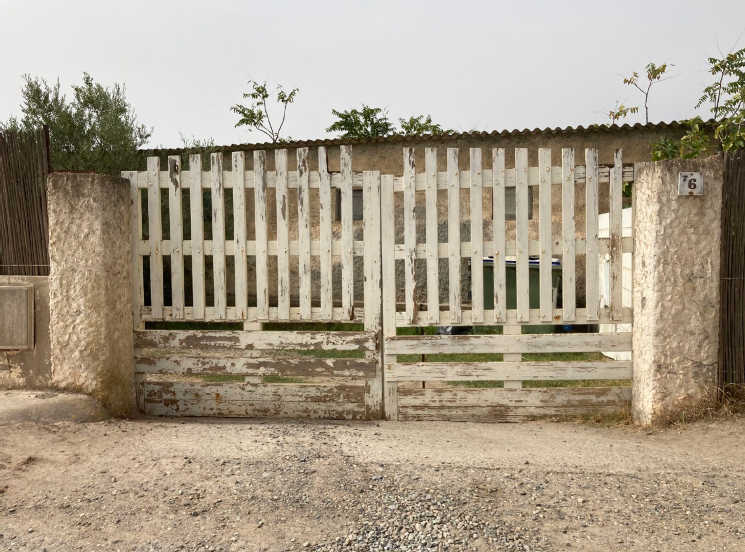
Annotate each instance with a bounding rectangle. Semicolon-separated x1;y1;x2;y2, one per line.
1;416;744;551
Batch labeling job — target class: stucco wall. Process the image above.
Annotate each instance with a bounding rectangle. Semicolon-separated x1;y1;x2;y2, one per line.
632;156;723;425
0;276;51;389
48;173;135;416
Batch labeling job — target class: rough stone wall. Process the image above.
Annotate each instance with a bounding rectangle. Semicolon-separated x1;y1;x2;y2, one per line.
0;276;51;389
632;156;723;425
48;173;135;416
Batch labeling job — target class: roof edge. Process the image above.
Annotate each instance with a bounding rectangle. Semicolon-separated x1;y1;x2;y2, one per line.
139;119;716;156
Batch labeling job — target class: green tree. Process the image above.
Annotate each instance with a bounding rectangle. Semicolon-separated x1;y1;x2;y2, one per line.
697;46;745;151
601;101;639;125
1;73;152;175
230;79;298;143
398;114;452;136
623;62;674;124
650;117;711;161
326;105;395;139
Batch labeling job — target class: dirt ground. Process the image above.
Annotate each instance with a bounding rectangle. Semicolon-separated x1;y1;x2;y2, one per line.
1;415;744;552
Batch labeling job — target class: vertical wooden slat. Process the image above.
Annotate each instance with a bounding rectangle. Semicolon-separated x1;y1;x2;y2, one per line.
125;171;143;329
381;173;398;420
189;155;205;319
503;325;523;389
585;148;599;321
318;147;333;321
275;149;290;320
254;151;269;320
363;170;383;419
447;148;461;324
425;147;439;324
562;148;576;322
211;153;226;320
341;145;354;320
147;157;163;319
168;156;184;319
610;149;623;321
492;148;506;323
538;148;552;322
515;148;529;323
233;151;248;320
297;147;311;320
403;147;417;324
470;148;484;323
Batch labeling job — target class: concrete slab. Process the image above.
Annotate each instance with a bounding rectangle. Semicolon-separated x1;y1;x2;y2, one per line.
0;390;111;425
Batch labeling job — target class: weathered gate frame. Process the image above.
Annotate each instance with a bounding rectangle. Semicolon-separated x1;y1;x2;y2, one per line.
380;147;633;421
125;144;633;421
125;147;382;419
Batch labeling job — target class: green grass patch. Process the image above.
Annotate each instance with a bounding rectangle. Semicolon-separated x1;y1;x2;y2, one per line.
398;352;504;363
145;321;243;331
195;374;244;382
285;349;366;359
522;379;631;388
448;378;631;389
191;374;307;384
263;375;306;384
263;322;364;332
523;352;607;362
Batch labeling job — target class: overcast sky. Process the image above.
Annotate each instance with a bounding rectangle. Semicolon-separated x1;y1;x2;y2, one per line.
2;0;744;148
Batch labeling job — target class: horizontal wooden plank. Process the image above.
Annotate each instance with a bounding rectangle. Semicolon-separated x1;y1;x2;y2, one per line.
398;386;631;407
135;164;636;190
140;306;365;323
396;307;633;327
135;330;375;351
387;360;632;381
399;403;629;422
138;239;365;257
384;332;632;355
392;237;633;260
145;398;365;419
145;380;364;403
139;237;632;259
136;355;376;378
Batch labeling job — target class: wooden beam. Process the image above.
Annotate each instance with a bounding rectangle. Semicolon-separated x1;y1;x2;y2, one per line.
384;332;632;355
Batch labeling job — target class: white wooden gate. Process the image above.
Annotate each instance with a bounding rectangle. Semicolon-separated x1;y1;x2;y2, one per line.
381;147;633;421
125;144;633;421
124;147;382;419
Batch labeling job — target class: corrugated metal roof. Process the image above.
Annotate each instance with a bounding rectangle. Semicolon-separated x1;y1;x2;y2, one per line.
140;119;713;156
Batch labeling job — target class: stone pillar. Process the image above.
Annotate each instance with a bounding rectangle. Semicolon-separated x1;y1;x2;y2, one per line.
632;155;723;425
48;172;135;416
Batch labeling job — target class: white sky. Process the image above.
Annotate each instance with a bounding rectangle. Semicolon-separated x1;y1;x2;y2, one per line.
2;0;744;148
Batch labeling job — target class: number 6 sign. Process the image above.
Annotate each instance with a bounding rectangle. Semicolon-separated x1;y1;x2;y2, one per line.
678;172;704;196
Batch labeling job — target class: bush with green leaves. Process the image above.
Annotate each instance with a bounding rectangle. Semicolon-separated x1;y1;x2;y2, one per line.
231;79;298;143
325;105;395;139
398;114;452;136
326;105;451;139
649;46;744;160
1;73;152;175
697;47;745;151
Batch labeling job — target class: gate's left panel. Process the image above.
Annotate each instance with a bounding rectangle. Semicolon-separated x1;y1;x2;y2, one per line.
124;147;382;419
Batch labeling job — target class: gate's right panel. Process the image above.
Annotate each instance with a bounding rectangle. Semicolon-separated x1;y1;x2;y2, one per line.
381;147;633;421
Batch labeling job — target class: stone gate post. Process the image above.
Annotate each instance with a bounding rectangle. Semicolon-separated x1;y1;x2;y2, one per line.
632;155;723;425
47;172;135;416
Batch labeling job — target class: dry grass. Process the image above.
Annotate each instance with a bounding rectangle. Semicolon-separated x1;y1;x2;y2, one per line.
548;405;634;428
558;385;745;429
658;384;745;427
